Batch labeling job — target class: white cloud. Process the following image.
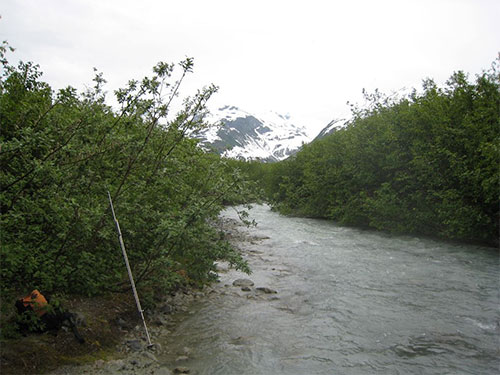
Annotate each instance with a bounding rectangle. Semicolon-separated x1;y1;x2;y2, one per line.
2;0;499;136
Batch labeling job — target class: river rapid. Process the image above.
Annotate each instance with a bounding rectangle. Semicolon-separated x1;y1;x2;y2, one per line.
160;204;499;374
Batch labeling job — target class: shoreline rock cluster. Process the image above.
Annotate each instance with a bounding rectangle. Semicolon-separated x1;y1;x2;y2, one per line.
48;216;271;375
49;286;213;375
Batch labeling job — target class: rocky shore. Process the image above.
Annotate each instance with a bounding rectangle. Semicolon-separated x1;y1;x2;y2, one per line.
48;285;219;375
44;217;272;375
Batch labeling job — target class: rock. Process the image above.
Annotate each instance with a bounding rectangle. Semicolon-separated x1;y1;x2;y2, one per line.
230;336;252;345
175;355;189;362
256;287;277;294
94;359;105;368
160;303;173;314
127;339;143;351
241;286;251;292
154;368;173;375
107;359;125;368
71;312;87;327
232;279;254;287
151;342;163;352
154;315;169;326
174;366;190;373
143;351;159;362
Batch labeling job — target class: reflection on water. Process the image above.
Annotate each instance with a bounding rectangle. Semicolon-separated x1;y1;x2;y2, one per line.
160;205;499;374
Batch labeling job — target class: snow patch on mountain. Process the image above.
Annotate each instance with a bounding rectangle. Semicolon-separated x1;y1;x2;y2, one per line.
313;118;346;141
197;105;313;162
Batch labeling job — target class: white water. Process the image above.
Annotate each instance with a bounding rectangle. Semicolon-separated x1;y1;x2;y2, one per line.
160;205;499;374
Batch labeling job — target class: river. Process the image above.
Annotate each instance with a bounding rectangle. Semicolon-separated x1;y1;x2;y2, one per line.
160;204;499;374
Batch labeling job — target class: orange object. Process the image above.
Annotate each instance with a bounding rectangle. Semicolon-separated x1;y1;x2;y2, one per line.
21;289;48;317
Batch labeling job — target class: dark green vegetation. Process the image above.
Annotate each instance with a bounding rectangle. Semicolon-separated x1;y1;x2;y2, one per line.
0;41;252;332
236;60;499;246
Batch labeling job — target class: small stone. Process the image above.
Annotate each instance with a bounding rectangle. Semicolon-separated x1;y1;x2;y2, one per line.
107;359;125;368
94;359;105;368
154;315;169;326
256;287;277;294
143;351;158;362
241;286;251;292
161;304;173;314
151;342;163;352
127;339;143;351
154;368;173;375
232;279;254;287
72;312;87;327
116;317;127;327
174;366;190;373
175;355;189;362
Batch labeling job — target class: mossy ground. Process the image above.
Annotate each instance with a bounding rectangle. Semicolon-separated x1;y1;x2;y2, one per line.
0;292;141;374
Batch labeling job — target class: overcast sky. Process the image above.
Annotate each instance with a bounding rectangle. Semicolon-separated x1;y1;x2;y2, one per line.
2;0;499;135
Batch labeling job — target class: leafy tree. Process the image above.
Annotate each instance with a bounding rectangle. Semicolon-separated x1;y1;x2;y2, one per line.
0;42;251;319
246;58;499;246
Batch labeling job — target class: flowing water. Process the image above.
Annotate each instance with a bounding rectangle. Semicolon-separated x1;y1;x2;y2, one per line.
160;205;499;374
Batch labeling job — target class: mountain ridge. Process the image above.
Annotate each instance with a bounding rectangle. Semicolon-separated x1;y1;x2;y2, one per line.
195;105;313;162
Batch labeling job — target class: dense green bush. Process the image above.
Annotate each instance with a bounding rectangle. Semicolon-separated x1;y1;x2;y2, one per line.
0;42;250;310
255;61;499;246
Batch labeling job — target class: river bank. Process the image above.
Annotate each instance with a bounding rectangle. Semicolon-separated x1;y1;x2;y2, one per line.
1;217;261;375
3;204;498;374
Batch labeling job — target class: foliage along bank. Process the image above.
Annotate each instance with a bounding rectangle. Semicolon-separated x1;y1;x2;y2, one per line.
0;42;251;321
237;60;499;246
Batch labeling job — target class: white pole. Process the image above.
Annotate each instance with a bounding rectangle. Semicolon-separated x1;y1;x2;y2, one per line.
108;191;153;347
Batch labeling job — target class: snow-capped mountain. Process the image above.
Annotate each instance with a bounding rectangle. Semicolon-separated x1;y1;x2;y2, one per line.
196;105;313;162
312;118;346;141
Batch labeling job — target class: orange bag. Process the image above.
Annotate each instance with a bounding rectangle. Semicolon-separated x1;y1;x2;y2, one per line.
21;289;48;317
